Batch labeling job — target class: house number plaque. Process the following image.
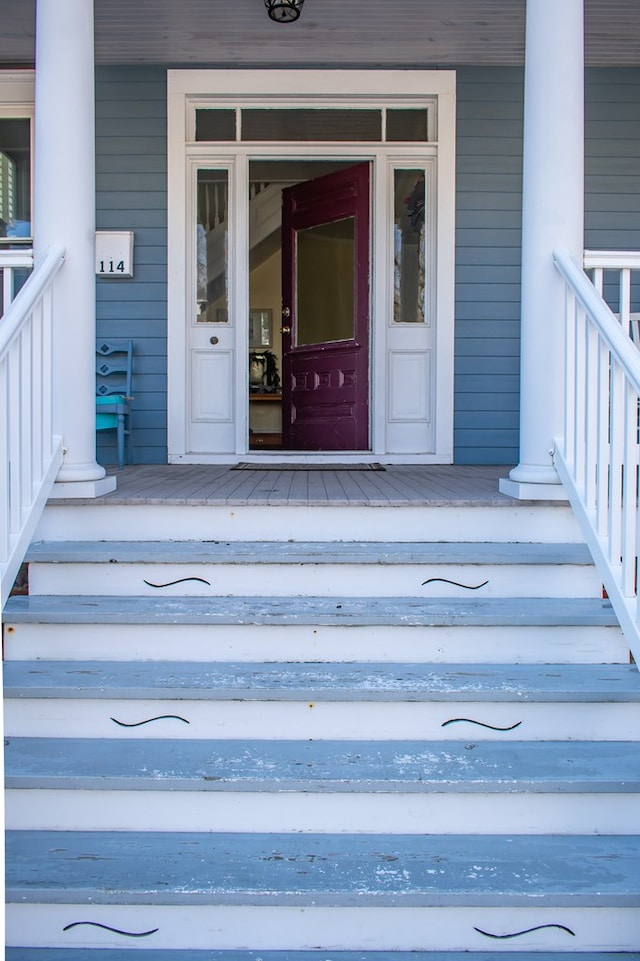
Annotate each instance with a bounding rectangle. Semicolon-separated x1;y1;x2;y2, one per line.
95;231;134;278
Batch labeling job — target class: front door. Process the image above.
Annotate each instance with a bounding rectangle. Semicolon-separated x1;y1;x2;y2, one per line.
281;163;370;451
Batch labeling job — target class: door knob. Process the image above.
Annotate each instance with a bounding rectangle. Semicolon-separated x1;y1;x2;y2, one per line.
280;326;291;334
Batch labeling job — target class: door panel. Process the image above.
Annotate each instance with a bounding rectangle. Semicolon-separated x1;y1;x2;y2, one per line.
187;166;235;454
281;163;370;451
386;166;436;454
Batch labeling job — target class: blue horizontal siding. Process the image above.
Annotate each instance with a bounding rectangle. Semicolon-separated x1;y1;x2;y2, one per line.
585;68;640;323
455;65;640;466
454;66;524;466
92;64;640;467
95;66;167;468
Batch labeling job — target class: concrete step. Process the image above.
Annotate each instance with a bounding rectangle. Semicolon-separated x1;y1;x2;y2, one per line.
5;738;639;834
5;661;639;741
7;832;640;951
25;540;600;598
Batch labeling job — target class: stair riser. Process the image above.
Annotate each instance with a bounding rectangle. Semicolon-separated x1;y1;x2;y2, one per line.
6;700;640;741
36;503;586;545
7;904;640;952
4;623;628;664
6;789;638;835
27;562;601;599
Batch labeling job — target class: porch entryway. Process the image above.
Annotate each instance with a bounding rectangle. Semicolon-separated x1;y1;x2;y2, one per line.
167;70;456;465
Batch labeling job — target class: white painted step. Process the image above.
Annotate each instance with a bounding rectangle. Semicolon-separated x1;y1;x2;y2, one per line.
5;738;639;835
35;501;586;545
5;661;640;741
3;594;626;664
7;832;640;951
4;618;627;665
25;541;600;598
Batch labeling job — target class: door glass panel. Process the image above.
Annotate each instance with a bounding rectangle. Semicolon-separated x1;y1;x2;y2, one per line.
296;216;355;346
386;109;429;142
196;169;229;322
0;118;31;243
242;109;381;142
195;109;236;141
393;169;425;323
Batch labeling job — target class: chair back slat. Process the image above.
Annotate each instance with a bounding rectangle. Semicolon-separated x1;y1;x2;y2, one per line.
96;340;133;469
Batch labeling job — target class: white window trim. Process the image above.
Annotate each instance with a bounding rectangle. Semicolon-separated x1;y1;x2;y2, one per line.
0;70;34;110
0;71;35;244
168;69;456;464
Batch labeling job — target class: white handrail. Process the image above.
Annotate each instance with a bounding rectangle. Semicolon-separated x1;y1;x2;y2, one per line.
553;247;640;663
0;244;65;608
584;250;640;270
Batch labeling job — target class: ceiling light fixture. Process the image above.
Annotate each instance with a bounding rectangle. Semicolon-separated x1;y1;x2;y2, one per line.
264;0;305;23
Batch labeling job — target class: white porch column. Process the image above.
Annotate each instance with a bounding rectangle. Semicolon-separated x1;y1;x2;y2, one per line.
34;0;116;496
499;0;584;500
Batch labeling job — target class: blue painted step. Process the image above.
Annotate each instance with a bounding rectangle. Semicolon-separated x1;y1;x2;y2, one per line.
7;832;640;906
3;594;618;626
5;660;639;700
25;540;594;565
6;738;640;793
7;952;640;961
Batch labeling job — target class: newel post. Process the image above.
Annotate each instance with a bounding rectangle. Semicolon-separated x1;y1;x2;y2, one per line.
34;0;116;496
500;0;584;500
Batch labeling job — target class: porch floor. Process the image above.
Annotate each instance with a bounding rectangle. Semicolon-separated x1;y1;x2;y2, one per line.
68;463;561;508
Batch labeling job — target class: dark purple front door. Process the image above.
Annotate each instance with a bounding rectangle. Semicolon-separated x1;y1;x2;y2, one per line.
281;163;370;451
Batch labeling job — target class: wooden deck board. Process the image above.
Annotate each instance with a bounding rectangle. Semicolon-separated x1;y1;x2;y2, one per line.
60;464;564;508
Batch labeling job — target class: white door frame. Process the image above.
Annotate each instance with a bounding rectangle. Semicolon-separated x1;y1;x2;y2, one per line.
167;69;456;464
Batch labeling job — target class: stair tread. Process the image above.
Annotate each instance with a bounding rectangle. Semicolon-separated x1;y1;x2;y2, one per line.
7;832;640;905
2;594;618;626
7;953;640;961
25;540;594;565
6;738;640;791
5;660;640;700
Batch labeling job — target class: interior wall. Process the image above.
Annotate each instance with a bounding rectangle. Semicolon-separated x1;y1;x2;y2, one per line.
249;249;282;435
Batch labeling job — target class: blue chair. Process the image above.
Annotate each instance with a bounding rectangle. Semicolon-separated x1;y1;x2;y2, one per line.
96;340;133;469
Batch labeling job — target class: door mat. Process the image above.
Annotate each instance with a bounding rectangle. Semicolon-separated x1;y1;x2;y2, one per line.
232;463;386;471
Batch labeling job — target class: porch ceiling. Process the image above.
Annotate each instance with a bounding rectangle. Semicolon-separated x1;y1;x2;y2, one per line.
1;0;640;68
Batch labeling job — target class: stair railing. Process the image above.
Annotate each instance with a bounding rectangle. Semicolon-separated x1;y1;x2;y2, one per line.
583;249;640;337
0;245;65;608
553;247;640;663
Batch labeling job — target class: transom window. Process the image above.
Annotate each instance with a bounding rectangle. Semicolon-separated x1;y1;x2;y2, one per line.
194;106;431;143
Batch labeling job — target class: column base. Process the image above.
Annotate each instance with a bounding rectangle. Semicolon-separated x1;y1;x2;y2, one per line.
48;475;117;499
499;476;567;501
